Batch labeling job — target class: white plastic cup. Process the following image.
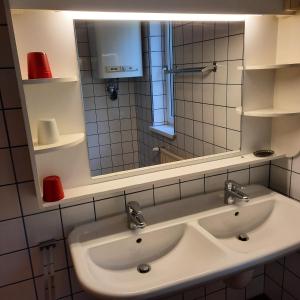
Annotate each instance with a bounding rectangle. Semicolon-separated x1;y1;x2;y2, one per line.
37;118;60;145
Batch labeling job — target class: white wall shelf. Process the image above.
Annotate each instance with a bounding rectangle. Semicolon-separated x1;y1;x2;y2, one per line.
243;15;300;158
42;152;284;207
239;63;300;71
242;108;300;117
33;133;85;154
22;77;78;85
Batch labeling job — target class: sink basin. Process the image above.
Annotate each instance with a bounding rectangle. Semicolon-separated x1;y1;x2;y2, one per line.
88;224;185;270
69;185;300;299
198;198;275;253
71;222;227;299
198;195;300;254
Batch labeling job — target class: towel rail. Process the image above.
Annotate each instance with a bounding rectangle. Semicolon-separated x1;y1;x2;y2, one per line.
163;61;217;75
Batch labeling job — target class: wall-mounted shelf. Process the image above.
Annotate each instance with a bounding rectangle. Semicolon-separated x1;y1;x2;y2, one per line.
22;77;78;85
34;133;85;154
242;108;300;117
41;152;284;207
239;63;300;71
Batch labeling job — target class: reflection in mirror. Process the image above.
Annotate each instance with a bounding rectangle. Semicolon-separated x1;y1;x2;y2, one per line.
74;21;244;177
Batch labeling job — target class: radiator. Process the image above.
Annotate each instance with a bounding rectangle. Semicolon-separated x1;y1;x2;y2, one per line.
154;147;184;163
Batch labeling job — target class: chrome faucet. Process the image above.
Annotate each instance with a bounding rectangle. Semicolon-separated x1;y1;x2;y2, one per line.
224;180;249;205
126;201;146;230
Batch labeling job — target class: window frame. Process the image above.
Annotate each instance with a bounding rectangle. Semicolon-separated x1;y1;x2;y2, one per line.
164;22;174;125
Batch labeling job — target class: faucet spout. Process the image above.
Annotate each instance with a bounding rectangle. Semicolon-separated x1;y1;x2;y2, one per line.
126;201;146;230
224;180;249;205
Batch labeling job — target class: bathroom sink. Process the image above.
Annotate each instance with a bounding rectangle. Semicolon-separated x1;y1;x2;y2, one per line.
198;195;300;254
70;221;228;299
88;224;185;270
69;185;300;299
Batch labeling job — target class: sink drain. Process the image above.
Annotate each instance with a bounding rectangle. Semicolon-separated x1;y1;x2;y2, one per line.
137;263;151;274
238;233;249;241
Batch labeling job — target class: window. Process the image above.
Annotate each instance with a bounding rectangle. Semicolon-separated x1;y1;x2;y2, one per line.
149;22;175;139
164;22;174;125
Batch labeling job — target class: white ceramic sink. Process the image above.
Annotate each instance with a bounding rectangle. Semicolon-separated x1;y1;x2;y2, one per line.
69;185;300;299
199;194;300;254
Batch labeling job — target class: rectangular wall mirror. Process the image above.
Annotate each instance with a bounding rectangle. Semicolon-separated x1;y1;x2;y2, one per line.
75;20;244;177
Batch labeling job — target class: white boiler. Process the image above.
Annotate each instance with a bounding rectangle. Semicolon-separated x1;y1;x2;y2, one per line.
91;21;143;79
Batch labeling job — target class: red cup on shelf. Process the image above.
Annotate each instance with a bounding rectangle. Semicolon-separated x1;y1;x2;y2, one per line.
43;175;64;202
27;52;52;79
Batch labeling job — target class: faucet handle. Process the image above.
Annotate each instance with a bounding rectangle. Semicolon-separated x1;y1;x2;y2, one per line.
127;201;141;215
225;180;243;191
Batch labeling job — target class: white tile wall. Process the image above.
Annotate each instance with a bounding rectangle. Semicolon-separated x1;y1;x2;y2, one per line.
75;21;139;176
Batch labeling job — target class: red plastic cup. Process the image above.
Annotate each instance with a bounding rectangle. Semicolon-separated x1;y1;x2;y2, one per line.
27;52;52;79
43;175;64;202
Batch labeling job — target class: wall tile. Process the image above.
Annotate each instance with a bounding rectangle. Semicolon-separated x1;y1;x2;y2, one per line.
228;60;243;84
205;173;227;193
226;288;245;300
265;261;284;286
206;289;226;300
0;148;15;185
0;218;27;254
215;37;228;61
272;158;292;170
228;169;249;186
5;109;27;146
270;165;291;195
126;189;154;208
95;196;125;219
0;69;21;108
11;146;33;182
61;202;95;236
264;277;282;300
283;269;300;299
206;280;225;294
246;275;264;299
0;184;21;221
292;155;300;173
181;178;204;198
183;285;205;300
0;250;32;286
73;291;96;300
282;292;294;300
0;0;7;25
228;35;244;60
290;172;300;200
0;27;14;68
0;279;36;300
250;165;269;186
285;252;300;278
154;183;180;204
0;111;8;148
227;85;242;107
24;210;63;247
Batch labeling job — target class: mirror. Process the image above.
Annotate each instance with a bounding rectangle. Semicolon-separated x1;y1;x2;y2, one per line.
74;20;244;177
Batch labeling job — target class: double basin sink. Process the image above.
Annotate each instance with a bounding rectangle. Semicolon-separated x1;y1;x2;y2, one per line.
69;185;300;299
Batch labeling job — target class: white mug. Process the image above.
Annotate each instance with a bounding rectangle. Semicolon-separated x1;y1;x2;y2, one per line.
37;118;60;145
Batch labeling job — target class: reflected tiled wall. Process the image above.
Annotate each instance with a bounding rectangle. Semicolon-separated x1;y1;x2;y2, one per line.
75;21;139;176
136;21;244;168
173;21;243;157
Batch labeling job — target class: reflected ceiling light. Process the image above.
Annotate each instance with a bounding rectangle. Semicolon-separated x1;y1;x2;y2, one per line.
64;11;248;22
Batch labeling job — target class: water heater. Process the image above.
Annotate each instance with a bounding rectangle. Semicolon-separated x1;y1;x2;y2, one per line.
91;21;143;79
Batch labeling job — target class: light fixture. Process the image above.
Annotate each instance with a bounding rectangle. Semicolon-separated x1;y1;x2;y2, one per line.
64;11;248;22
